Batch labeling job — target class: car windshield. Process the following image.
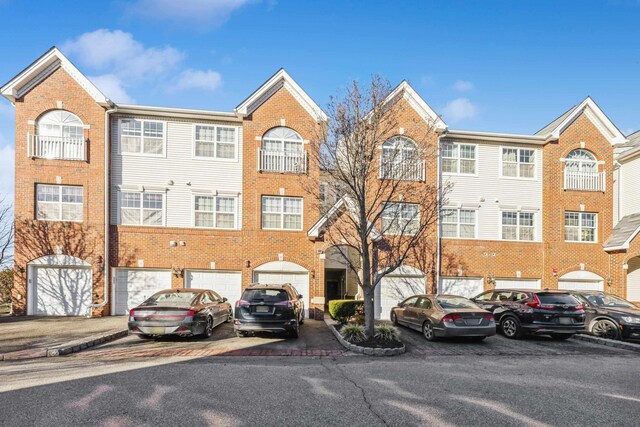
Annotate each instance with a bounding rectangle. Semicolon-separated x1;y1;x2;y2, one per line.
143;292;199;306
584;294;636;308
436;296;479;309
242;289;290;303
537;293;579;305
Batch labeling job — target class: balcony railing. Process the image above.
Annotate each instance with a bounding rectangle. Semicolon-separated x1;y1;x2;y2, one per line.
258;148;307;173
28;133;86;161
564;170;606;192
379;160;426;181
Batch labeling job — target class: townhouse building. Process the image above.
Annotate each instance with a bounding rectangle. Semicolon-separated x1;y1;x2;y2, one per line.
1;47;639;320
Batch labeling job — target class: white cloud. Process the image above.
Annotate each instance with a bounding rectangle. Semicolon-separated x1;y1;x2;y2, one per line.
0;144;14;199
126;0;254;28
88;74;135;104
442;98;479;123
175;69;223;92
453;80;474;92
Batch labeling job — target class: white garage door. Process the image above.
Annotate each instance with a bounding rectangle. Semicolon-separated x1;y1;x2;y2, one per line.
113;269;171;315
186;270;242;307
558;281;604;291
439;277;484;298
32;267;92;316
253;271;310;316
376;275;425;320
495;279;542;290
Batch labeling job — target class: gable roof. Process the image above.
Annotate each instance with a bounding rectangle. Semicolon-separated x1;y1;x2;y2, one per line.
235;68;327;121
1;47;110;106
307;196;382;242
603;213;640;251
386;81;447;131
535;97;626;145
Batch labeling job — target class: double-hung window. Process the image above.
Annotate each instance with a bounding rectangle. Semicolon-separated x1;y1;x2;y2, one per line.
120;119;165;156
194;195;237;229
501;211;535;241
261;196;303;230
441;208;476;238
36;184;83;222
120;192;164;226
381;203;420;235
194;125;237;159
502;147;535;178
442;143;476;174
565;212;597;242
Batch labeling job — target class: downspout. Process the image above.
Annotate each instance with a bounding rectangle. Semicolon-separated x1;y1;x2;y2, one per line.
92;100;117;315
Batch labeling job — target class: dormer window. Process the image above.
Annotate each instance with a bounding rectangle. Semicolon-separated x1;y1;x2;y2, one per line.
563;149;604;192
31;110;86;160
380;136;424;181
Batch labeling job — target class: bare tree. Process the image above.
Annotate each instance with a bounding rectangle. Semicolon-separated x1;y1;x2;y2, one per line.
306;76;449;337
0;195;13;269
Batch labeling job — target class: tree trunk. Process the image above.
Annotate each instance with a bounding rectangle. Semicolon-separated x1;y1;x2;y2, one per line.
363;285;375;337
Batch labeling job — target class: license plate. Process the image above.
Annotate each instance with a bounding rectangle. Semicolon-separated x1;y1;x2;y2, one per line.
558;317;572;325
255;306;270;313
149;327;165;335
465;319;482;326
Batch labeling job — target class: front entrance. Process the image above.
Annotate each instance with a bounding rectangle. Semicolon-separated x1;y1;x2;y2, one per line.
325;269;346;310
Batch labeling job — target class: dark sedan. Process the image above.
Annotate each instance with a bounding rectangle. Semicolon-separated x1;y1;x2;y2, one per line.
391;294;496;341
128;289;233;339
569;291;640;340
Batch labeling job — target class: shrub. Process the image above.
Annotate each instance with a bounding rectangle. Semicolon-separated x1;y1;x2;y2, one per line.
0;269;12;304
374;324;400;342
340;323;366;343
328;299;364;324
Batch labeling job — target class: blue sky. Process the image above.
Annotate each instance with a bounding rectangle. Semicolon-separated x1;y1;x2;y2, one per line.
1;0;639;198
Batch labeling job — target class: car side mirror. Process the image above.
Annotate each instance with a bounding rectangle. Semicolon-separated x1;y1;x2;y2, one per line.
222;297;228;302
297;294;303;300
398;301;404;307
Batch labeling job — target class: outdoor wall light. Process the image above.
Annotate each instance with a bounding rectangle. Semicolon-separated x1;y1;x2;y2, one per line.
172;267;184;278
245;260;251;268
486;274;496;286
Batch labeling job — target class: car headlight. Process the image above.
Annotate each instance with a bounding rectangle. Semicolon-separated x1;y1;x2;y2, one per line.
620;316;640;324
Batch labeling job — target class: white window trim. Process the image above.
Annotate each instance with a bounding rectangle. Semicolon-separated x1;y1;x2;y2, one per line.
261;196;304;231
35;184;84;223
117;190;166;227
441;206;478;239
381;202;420;235
499;210;536;242
499;146;537;180
564;211;598;244
192;124;240;162
118;118;167;158
191;193;239;230
441;142;478;176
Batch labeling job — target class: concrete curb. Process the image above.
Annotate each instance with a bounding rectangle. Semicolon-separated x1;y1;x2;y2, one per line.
324;317;405;357
572;333;640;353
0;329;128;361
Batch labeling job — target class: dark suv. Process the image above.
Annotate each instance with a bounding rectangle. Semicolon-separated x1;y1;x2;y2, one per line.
568;291;640;341
471;289;585;340
234;284;305;338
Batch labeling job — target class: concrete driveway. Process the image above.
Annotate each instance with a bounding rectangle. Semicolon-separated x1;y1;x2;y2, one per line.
76;319;345;359
0;316;127;354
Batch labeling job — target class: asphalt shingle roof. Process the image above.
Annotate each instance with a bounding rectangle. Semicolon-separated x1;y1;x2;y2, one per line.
535;104;579;136
604;213;640;249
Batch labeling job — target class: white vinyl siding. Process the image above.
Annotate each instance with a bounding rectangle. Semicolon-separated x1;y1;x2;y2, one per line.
194;195;237;229
501;147;535;178
501;211;535;241
565;212;597;242
119;191;164;226
36;184;83;222
261;196;303;230
119;118;166;156
194;125;237;160
111;116;243;228
442;143;476;175
441;208;476;239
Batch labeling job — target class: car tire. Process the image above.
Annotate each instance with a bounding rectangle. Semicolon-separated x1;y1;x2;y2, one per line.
137;334;153;340
299;311;305;325
591;319;620;340
236;331;248;337
289;321;300;339
201;316;214;338
500;316;522;339
391;311;399;326
422;321;438;341
550;333;572;340
226;312;233;323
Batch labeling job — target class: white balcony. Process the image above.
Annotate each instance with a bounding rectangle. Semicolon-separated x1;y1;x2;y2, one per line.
258;148;307;173
379;160;426;182
28;133;86;161
564;170;606;192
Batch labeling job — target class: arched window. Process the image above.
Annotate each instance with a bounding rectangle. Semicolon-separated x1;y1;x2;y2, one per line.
565;149;597;174
380;136;423;181
382;136;417;163
37;110;84;140
260;127;306;173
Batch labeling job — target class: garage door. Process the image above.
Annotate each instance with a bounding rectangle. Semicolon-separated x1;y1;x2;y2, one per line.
376;275;425;320
113;269;171;315
439;277;484;298
253;271;310;316
186;270;242;307
32;267;92;316
558;281;604;291
495;279;541;290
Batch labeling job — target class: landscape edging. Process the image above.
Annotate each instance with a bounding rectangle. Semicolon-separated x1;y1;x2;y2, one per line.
324;317;405;356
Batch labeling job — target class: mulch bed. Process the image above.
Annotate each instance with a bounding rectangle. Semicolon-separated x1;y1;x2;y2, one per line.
334;324;404;349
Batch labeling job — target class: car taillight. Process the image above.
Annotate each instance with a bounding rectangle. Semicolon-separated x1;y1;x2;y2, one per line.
483;313;494;320
129;309;136;317
574;304;584;311
274;301;294;308
184;310;196;317
442;313;462;323
526;294;542;309
236;300;250;307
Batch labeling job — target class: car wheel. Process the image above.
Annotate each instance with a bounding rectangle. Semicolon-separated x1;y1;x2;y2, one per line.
591;319;620;340
236;331;248;337
550;333;572;340
501;316;522;339
226;312;233;323
391;311;399;326
201;316;214;338
299;311;305;325
289;321;300;339
422;321;438;341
